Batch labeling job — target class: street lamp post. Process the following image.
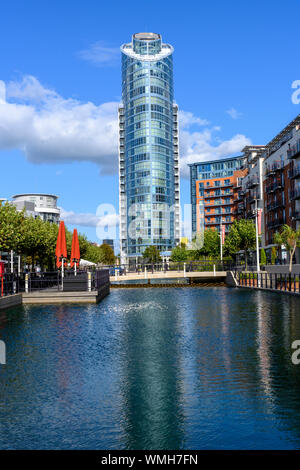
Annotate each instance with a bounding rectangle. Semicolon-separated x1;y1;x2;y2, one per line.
255;199;260;284
220;219;223;261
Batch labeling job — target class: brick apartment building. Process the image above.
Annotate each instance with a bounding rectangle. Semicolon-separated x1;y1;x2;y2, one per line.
262;115;300;254
189;156;247;237
189;114;300;263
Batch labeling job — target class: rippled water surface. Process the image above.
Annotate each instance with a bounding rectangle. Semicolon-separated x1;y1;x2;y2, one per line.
0;287;300;449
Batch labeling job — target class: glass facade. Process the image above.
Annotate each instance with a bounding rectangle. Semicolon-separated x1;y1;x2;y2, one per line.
119;33;179;260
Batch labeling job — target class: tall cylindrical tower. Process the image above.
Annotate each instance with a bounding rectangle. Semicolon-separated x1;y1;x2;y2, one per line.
119;33;180;263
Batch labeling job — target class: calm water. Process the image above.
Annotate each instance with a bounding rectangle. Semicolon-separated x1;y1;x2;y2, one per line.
0;287;300;450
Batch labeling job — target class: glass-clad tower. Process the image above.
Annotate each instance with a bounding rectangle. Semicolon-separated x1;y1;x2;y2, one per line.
119;33;180;263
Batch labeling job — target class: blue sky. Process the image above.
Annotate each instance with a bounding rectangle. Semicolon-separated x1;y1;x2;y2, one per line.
0;0;300;244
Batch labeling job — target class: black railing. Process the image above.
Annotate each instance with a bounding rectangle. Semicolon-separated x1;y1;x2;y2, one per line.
0;274;19;297
0;269;109;295
234;271;300;294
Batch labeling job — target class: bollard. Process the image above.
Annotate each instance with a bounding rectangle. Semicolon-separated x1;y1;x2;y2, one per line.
144;266;147;279
25;273;29;293
183;262;186;278
213;264;216;277
88;272;92;292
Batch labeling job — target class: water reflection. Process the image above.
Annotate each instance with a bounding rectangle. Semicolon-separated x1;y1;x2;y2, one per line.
0;288;300;449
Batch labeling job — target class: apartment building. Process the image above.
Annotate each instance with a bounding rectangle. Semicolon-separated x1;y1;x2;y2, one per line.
235;146;265;228
190;114;300;263
262;115;300;255
189;156;246;237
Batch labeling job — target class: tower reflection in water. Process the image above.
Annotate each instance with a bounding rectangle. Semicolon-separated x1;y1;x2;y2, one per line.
118;289;185;449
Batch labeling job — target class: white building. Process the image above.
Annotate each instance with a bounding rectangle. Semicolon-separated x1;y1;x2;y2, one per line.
11;193;60;224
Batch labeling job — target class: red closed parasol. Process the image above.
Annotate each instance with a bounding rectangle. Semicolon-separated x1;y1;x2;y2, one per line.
56;221;67;268
70;229;80;268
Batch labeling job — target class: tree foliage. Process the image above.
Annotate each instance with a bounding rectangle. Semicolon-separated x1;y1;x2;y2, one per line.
271;246;277;265
0;202;114;269
224;219;256;268
143;245;162;263
170;244;188;262
191;229;220;259
0;202;26;252
274;224;300;273
260;248;267;265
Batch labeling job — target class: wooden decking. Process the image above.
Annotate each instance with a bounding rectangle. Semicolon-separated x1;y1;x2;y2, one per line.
22;284;110;304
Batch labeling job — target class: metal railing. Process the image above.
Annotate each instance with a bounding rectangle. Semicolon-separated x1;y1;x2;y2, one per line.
104;260;237;276
0;274;19;297
234;271;300;294
0;269;110;295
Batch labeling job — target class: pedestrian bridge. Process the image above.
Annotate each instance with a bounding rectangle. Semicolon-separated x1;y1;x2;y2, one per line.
110;270;227;285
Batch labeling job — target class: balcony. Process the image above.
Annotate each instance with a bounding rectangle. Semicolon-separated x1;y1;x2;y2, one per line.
246;210;255;219
266;181;283;193
205;219;233;226
265;162;285;175
287;140;300;159
204;182;233;190
291;211;300;221
267;218;285;229
290;189;300;200
246;177;259;189
289;166;300;179
266;200;284;211
204;191;228;199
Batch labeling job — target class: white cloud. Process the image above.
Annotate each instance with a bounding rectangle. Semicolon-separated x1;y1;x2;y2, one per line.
0;76;119;174
179;110;209;128
6;75;58;103
78;41;120;67
226;107;243;119
179;126;251;177
60;207;119;228
0;75;251;178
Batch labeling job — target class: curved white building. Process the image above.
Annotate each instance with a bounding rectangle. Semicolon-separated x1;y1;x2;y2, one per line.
12;193;60;224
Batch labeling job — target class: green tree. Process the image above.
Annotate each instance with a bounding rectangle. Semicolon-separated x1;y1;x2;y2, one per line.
171;244;188;262
21;217;56;269
224;219;256;269
271;246;277;265
99;243;115;264
84;244;102;264
192;229;220;259
143;245;161;263
260;248;267;266
0;202;26;253
274;224;300;273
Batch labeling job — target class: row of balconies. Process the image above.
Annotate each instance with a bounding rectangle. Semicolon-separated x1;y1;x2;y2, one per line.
266;200;285;211
267;217;285;229
289;188;300;200
288;165;300;179
201;182;233;190
265;161;285;175
205;219;233;226
204;200;233;208
245;177;259;189
287;140;300;159
204;191;232;199
266;181;283;193
205;210;233;216
291;211;300;220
